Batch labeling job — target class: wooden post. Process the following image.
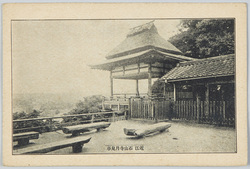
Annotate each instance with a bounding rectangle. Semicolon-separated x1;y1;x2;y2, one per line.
148;64;152;97
152;101;154;120
128;98;131;119
91;114;94;123
112;112;116;122
196;94;201;123
110;71;113;97
205;83;210;120
48;118;53;131
102;97;105;111
223;101;226;121
136;79;139;97
155;102;158;123
163;82;166;99
118;103;120;111
123;66;125;75
124;110;127;120
173;83;176;101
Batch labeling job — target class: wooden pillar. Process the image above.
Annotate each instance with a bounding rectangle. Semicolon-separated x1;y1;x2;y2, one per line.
173;83;176;101
48;118;53;131
205;83;210;117
112;112;116;122
163;82;166;99
110;71;113;97
118;103;120;111
136;79;139;96
196;93;201;123
148;64;152;97
128;98;131;119
102;96;105;111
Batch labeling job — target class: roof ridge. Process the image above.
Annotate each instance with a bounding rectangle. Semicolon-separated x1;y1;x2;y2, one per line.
127;22;157;37
178;54;235;67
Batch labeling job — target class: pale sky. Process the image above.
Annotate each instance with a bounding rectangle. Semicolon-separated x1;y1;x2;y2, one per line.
12;19;181;97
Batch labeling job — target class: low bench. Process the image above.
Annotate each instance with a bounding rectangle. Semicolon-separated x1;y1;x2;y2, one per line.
62;122;111;136
124;122;171;137
13;131;39;146
15;136;91;154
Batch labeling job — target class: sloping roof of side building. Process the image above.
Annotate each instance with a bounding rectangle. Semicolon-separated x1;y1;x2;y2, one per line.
162;54;235;82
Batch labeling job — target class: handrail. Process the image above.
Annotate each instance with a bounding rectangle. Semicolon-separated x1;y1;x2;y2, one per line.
13;111;116;122
13;111;127;133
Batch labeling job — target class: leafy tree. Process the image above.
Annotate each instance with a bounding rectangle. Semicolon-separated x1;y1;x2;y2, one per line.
26;110;41;118
13;111;27;120
152;79;174;96
62;95;104;124
13;110;41;120
152;79;164;96
169;19;234;58
70;95;103;114
13;110;45;133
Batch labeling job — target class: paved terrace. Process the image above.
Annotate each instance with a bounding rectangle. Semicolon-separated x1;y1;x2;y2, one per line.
13;120;236;154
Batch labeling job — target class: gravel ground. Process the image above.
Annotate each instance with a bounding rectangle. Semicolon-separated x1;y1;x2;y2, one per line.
13;120;236;154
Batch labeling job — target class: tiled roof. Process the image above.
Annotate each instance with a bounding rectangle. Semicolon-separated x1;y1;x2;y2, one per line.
106;23;183;59
162;54;235;82
90;49;196;71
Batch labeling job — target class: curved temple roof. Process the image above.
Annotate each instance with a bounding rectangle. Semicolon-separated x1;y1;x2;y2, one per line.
106;22;183;59
91;22;195;71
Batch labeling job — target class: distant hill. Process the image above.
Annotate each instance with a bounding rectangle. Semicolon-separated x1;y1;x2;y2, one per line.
13;92;90;117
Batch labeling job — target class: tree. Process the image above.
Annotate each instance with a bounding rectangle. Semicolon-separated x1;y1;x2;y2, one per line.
169;19;235;58
152;79;164;96
13;110;44;133
13;110;41;120
69;95;103;115
152;79;174;96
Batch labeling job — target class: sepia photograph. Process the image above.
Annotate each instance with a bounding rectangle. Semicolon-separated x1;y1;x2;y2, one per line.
12;18;237;155
2;3;247;166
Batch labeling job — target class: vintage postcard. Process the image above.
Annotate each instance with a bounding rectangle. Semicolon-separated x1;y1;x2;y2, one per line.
2;3;247;166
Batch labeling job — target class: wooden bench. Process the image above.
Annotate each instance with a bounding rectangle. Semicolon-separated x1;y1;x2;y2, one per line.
62;122;111;136
124;122;171;137
15;136;91;154
13;131;39;146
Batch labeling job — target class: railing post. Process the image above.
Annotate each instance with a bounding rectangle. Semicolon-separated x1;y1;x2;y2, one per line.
223;101;226;123
112;112;116;122
152;101;154;120
91;114;94;123
48;118;52;131
169;101;173;121
124;110;127;120
118;103;120;111
102;96;105;111
197;98;201;123
129;98;132;119
155;101;158;123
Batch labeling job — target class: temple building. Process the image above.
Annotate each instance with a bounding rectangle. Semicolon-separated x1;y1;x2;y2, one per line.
91;21;195;99
90;21;235;126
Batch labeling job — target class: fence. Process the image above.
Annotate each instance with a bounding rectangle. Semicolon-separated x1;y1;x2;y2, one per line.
13;111;127;134
129;99;235;126
173;100;235;126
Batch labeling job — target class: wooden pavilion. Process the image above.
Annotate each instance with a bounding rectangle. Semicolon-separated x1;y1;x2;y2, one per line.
91;21;195;101
161;54;235;125
162;54;235;103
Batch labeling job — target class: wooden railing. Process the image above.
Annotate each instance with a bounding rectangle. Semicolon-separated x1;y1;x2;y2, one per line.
129;99;235;127
102;93;167;111
13;111;127;134
173;100;235;126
